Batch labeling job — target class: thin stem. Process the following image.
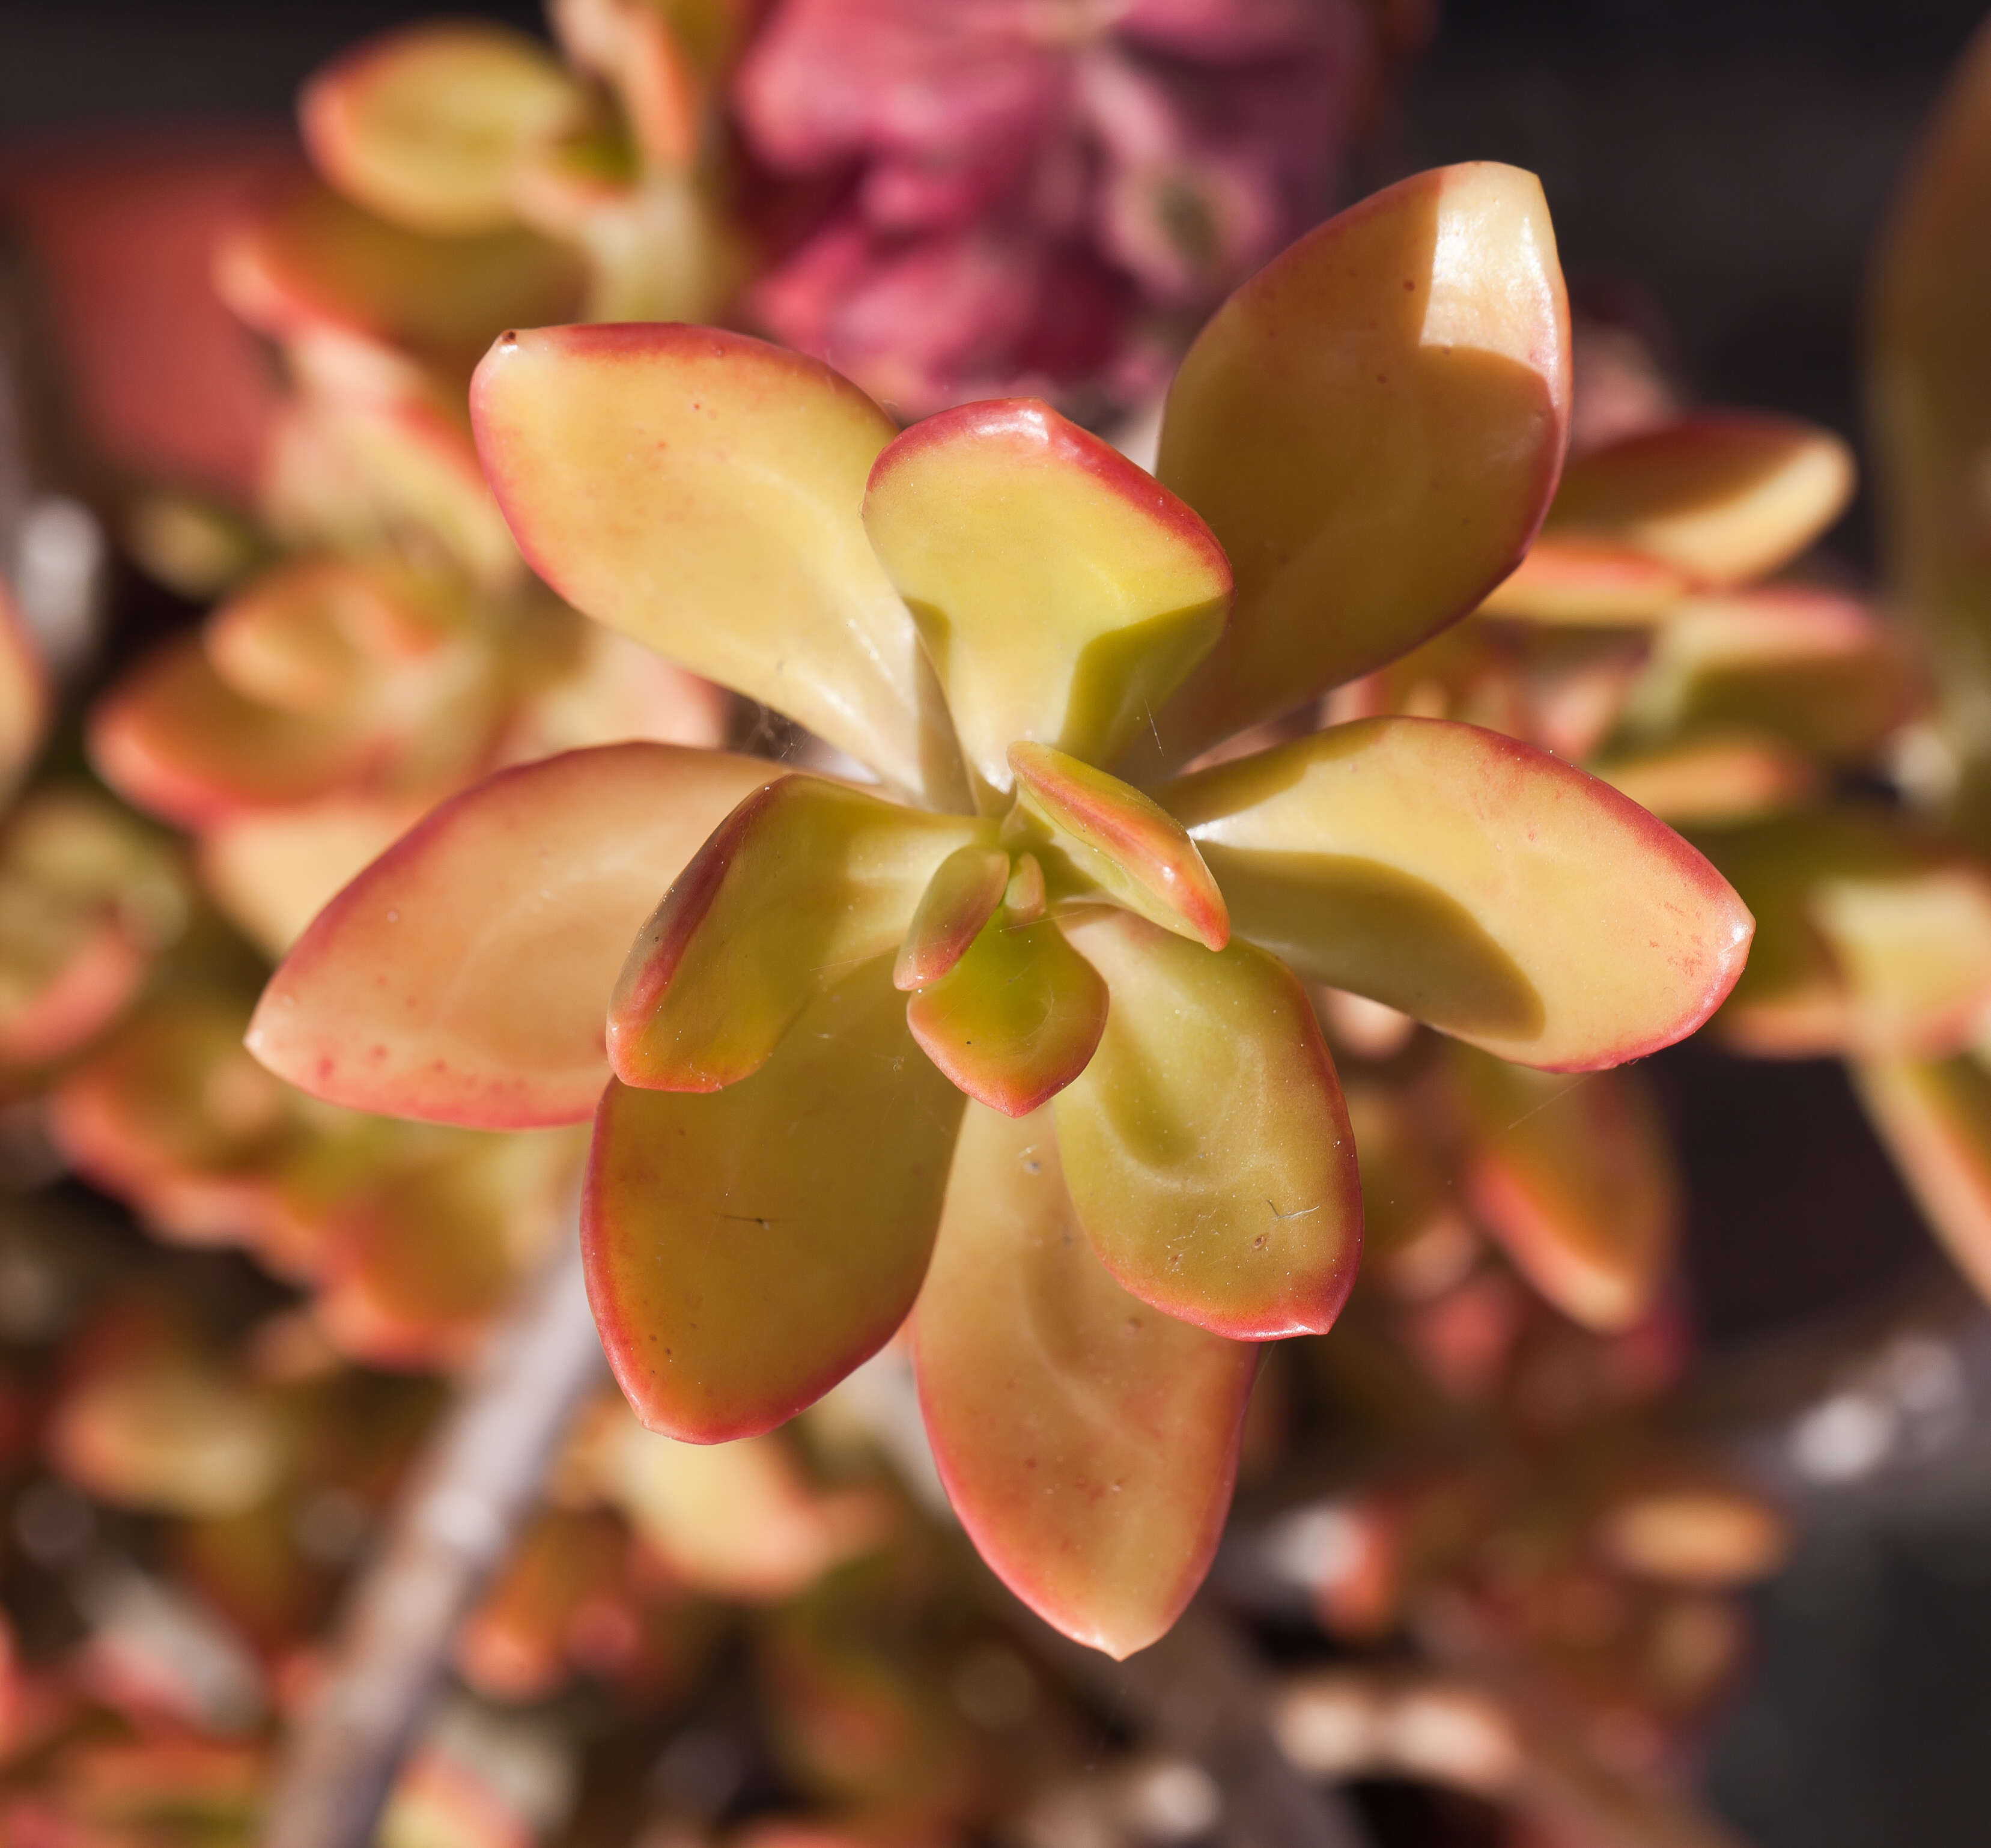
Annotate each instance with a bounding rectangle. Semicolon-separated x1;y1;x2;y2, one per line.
257;1205;608;1848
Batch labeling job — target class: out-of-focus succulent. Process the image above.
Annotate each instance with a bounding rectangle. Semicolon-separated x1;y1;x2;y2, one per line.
732;0;1418;419
248;164;1756;1658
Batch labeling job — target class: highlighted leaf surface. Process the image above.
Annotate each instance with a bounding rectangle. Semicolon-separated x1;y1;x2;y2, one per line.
1137;162;1570;771
472;323;966;803
863;400;1229;804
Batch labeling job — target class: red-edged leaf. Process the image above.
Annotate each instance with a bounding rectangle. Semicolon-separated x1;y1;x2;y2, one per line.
1053;910;1361;1339
914;1102;1257;1658
1163;718;1754;1070
586;955;966;1441
249;743;778;1128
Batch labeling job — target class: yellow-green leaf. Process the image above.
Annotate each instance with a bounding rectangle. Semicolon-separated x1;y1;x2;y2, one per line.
586;956;966;1440
249;743;778;1127
1163;718;1754;1069
1133;162;1570;773
471;323;968;804
914;1103;1256;1658
863;399;1229;806
608;774;986;1090
1053;911;1360;1339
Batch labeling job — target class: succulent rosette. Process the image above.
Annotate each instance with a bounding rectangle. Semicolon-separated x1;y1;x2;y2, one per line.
247;163;1754;1656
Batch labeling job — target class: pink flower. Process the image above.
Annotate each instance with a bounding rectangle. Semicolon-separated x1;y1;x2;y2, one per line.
734;0;1390;416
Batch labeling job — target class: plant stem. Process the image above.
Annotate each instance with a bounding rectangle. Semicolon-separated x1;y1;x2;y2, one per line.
256;1206;607;1848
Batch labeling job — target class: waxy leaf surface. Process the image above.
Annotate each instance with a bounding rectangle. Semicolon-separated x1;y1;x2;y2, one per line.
609;776;985;1090
863;400;1229;804
1008;743;1227;949
1053;911;1360;1338
914;1104;1256;1658
1164;718;1754;1069
1477;535;1689;626
587;956;965;1441
1451;1047;1678;1331
1853;1054;1991;1305
1137;162;1570;771
893;845;1011;990
1544;415;1853;589
249;743;777;1126
906;912;1108;1116
472;323;965;804
302;22;583;234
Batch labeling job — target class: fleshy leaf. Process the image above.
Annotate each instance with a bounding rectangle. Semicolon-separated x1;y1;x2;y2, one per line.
906;911;1108;1116
1008;742;1227;950
1052;910;1360;1338
216;177;585;374
1450;1046;1678;1331
472;322;967;804
609;775;986;1091
302;22;585;235
586;955;966;1441
0;579;47;804
1477;535;1689;625
1615;589;1910;763
893;845;1012;991
249;743;778;1127
1132;162;1570;773
1871;19;1991;834
91;634;379;827
1590;737;1821;826
1852;1054;1991;1305
863;400;1229;806
1704;813;1991;1058
1163;717;1754;1070
1544;414;1853;591
913;1102;1256;1658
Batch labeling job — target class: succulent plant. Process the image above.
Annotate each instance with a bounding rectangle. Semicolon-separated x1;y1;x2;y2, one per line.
247;162;1754;1658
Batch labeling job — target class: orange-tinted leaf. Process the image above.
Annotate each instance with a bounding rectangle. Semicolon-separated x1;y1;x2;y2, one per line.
863;400;1229;805
608;775;985;1090
90;634;380;827
250;743;778;1127
1136;163;1570;771
0;578;47;803
472;322;966;803
893;844;1011;990
1707;812;1991;1058
1451;1047;1679;1331
1590;737;1821;826
302;22;583;234
1543;414;1853;588
216;177;585;374
1617;588;1911;762
914;1102;1256;1658
1053;911;1360;1338
1008;741;1227;949
1853;1053;1991;1304
1164;718;1754;1069
1477;534;1689;625
586;955;965;1441
906;912;1108;1116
